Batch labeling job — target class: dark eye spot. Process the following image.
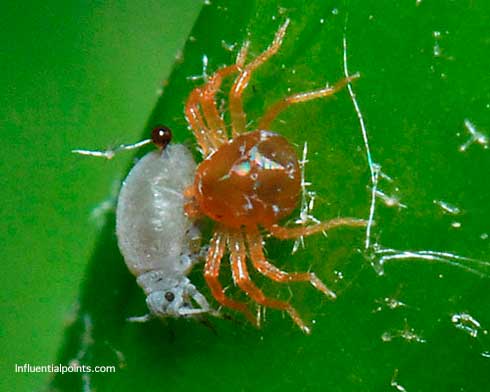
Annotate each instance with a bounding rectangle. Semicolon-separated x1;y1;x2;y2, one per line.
151;125;172;149
164;291;175;302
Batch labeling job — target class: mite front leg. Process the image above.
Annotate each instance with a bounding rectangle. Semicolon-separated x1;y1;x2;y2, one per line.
183;186;204;220
204;229;256;325
268;217;368;240
228;230;311;334
199;64;238;146
229;19;290;137
258;73;360;130
185;88;216;155
246;229;336;299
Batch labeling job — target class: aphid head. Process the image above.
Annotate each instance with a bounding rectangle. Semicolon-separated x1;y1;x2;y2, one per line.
138;273;198;318
146;290;187;318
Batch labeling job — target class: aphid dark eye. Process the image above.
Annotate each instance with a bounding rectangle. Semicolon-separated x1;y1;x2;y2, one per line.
164;291;175;302
151;125;172;149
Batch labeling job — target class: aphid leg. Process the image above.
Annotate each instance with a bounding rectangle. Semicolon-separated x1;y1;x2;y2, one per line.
229;19;290;137
268;217;368;239
178;308;212;316
127;314;153;323
186;284;221;317
204;230;256;325
247;229;336;299
198;64;238;146
229;230;311;334
258;73;360;130
72;139;152;159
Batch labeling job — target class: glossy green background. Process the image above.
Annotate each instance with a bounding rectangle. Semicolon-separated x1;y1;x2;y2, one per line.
2;1;490;391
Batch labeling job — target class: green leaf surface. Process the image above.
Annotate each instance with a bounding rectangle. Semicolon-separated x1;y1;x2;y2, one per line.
0;1;202;390
53;1;490;391
3;0;489;391
53;1;490;390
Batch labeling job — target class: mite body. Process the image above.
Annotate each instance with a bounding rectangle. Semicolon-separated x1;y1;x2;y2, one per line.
75;128;216;321
183;19;367;333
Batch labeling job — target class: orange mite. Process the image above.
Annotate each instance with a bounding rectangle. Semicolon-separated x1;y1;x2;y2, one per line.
184;19;366;333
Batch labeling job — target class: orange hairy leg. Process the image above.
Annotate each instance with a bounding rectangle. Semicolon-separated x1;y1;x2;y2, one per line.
185;89;214;155
246;228;336;299
203;230;256;325
268;217;368;240
198;65;238;148
185;43;250;155
228;230;310;334
258;73;361;130
183;186;203;220
185;66;240;154
229;19;290;136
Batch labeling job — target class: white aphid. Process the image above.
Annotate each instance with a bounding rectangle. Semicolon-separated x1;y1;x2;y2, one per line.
115;144;215;321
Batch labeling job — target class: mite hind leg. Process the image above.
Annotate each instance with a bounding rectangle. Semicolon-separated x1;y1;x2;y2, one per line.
268;217;368;240
246;229;336;299
228;230;311;334
203;230;256;325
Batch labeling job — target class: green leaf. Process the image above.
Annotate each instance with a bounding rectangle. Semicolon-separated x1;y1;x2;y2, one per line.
50;0;490;391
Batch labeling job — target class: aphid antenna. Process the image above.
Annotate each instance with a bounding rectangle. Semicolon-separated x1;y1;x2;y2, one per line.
72;138;152;160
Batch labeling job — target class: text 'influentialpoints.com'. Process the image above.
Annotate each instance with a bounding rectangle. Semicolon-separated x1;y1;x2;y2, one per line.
15;363;116;375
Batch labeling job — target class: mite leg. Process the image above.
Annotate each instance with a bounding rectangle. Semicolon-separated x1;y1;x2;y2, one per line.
258;73;360;130
186;44;249;155
185;65;242;154
229;19;290;137
185;88;215;155
183;186;204;220
268;217;368;240
198;64;239;147
246;229;336;299
228;230;311;334
204;229;256;325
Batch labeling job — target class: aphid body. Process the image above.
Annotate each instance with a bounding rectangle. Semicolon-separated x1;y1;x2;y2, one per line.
116;142;215;320
116;143;215;319
75;127;216;320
